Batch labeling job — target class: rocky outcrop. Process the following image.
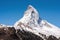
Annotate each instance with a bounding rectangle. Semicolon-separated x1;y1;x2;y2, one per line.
0;27;19;40
0;27;59;40
16;29;43;40
47;35;59;40
0;27;43;40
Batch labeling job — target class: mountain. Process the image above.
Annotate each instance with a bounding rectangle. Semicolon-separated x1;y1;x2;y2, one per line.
14;5;60;39
0;5;60;40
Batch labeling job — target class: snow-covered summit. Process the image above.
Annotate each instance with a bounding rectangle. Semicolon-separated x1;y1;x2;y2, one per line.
24;5;39;21
14;5;60;39
14;5;41;27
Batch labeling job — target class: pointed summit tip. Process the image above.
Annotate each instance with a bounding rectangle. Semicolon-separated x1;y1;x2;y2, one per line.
28;5;34;9
28;5;36;10
28;5;39;13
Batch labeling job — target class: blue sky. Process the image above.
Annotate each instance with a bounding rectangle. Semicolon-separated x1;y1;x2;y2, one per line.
0;0;60;27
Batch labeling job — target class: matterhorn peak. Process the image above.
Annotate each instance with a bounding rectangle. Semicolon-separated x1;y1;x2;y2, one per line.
14;5;40;27
14;5;60;38
24;5;39;20
28;5;38;12
28;5;34;9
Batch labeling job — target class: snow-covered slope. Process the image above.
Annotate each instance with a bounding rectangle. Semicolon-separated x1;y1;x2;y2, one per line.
14;5;60;39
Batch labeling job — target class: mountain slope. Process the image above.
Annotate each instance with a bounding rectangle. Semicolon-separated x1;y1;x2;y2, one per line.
14;5;60;39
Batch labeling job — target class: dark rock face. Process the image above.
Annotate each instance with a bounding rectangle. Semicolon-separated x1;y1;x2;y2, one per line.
0;27;19;40
0;27;59;40
47;35;59;40
16;29;43;40
0;27;43;40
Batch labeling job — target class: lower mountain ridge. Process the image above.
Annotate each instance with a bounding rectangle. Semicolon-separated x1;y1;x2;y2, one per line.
0;26;59;40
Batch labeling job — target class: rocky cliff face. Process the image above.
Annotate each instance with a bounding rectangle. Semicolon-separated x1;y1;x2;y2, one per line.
0;27;60;40
0;27;59;40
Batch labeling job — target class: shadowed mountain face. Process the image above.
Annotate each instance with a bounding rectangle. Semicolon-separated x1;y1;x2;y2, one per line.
0;27;43;40
0;27;59;40
0;27;19;40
